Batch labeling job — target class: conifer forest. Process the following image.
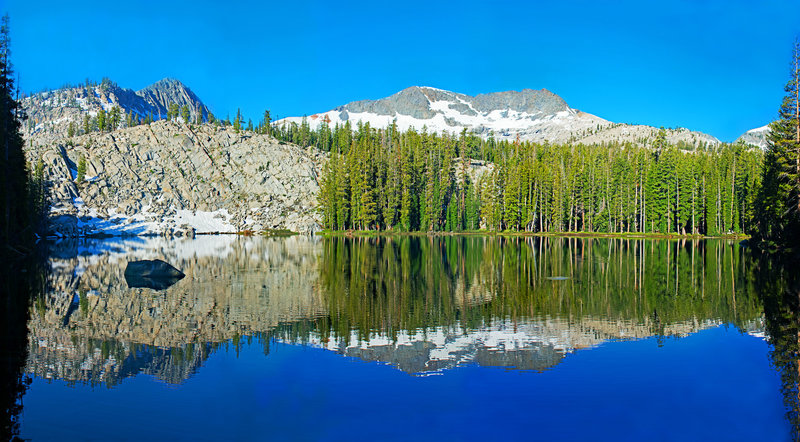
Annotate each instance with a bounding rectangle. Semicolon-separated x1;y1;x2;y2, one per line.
276;121;763;236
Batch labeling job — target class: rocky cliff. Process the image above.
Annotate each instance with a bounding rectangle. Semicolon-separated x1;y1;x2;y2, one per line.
26;120;324;236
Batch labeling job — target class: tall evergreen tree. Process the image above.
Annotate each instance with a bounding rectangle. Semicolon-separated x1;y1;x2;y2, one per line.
180;104;190;124
233;108;242;133
0;14;33;245
756;40;800;248
263;110;271;136
108;105;121;131
96;107;106;132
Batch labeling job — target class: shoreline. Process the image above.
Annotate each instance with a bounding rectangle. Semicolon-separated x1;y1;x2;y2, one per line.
317;230;749;240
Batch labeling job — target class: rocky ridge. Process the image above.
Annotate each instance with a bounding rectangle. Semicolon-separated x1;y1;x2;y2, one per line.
21;78;211;141
279;86;722;148
26;120;324;236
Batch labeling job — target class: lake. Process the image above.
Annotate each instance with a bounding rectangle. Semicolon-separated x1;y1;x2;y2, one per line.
3;235;798;441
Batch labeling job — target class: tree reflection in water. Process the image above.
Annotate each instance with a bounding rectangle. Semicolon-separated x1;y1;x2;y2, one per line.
1;250;47;441
11;235;800;438
754;253;800;441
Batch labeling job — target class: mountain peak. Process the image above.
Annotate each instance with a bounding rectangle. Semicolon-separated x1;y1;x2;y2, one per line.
278;86;721;148
138;77;188;93
135;78;209;120
735;124;771;149
20;77;211;139
279;86;600;141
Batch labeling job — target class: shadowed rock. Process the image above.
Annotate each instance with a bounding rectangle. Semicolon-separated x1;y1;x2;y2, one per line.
124;259;185;290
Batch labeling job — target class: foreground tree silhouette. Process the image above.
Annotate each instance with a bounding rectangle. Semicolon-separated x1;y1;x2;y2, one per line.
0;14;31;248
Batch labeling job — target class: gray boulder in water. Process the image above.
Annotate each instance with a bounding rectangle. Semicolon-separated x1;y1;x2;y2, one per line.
124;259;185;290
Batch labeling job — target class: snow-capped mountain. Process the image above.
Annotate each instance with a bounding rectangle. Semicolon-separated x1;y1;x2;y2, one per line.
280;86;607;143
278;86;721;147
735;124;771;149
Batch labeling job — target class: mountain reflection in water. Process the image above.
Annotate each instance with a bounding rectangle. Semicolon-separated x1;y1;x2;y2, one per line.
26;236;763;386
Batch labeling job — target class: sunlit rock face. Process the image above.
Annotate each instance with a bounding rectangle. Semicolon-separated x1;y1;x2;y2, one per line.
21;79;323;237
735;124;771;149
26;236;762;385
24;120;324;236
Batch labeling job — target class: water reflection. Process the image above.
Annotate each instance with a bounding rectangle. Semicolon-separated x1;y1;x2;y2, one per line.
753;253;800;440
301;237;763;374
1;249;47;441
27;235;324;386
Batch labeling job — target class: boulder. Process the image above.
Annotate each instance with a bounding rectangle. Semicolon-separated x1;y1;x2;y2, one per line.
124;259;185;290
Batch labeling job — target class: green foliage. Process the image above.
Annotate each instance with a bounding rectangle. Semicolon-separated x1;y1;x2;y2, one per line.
755;40;800;249
292;120;761;235
304;236;760;344
233;108;242;133
167;103;179;121
76;155;86;184
181;104;190;124
108;105;121;131
96;107;106;132
0;14;39;244
261;109;271;136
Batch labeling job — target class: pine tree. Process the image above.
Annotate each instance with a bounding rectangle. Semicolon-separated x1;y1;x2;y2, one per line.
167;103;178;121
76;155;86;184
756;40;800;248
181;104;190;124
96;107;106;132
233;108;242;133
263;110;271;136
108;105;121;131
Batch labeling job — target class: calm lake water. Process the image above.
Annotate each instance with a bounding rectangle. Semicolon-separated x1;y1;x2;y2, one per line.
3;235;799;441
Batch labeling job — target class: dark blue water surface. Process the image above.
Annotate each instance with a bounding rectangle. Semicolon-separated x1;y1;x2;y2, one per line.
8;236;798;441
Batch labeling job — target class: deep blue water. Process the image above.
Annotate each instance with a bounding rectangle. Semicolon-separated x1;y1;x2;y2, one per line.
20;328;787;441
9;236;797;441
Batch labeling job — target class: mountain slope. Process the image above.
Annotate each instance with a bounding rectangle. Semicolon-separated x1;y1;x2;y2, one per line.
278;86;721;147
735;124;771;149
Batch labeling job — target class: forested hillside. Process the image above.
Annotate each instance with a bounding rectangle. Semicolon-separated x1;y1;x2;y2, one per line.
274;120;762;235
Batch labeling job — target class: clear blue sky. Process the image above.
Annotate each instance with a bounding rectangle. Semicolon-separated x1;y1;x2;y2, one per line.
4;0;799;141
